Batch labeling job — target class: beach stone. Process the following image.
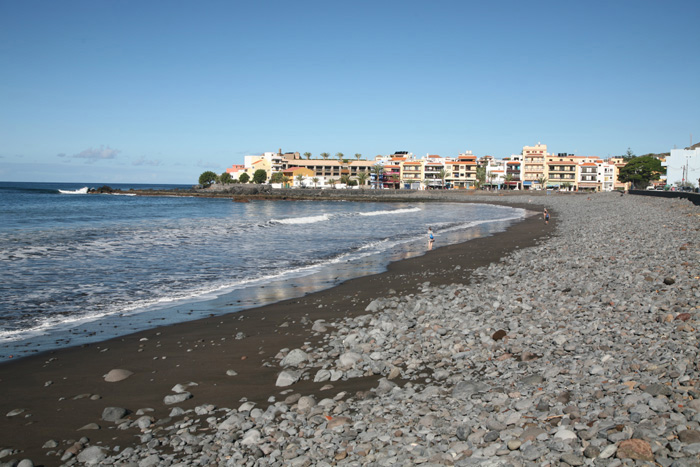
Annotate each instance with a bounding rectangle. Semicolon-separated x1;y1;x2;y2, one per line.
555;428;578;441
560;453;584;465
225;369;238;376
240;429;262;446
451;380;489;399
276;370;301;387
78;423;100;430
171;382;196;393
219;413;244;431
617;439;654;461
296;396;316;414
281;349;309;367
327;416;352;429
163;392;192;405
76;446;107;465
17;460;33;467
521;374;545;386
104;369;133;382
678;429;700;444
583;445;600;458
138;454;162;467
507;440;521;450
313;369;331;382
338;351;362;367
102;407;127;422
6;408;25;417
644;383;672;396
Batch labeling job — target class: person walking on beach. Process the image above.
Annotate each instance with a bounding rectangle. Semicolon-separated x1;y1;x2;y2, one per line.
428;227;434;250
543;208;550;225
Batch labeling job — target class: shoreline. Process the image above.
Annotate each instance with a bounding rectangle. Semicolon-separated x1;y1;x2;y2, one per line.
1;202;530;362
0;201;550;464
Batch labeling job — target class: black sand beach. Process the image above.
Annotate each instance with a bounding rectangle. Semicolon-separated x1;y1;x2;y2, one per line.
0;204;550;464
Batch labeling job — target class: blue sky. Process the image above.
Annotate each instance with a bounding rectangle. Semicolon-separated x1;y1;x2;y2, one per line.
1;0;698;184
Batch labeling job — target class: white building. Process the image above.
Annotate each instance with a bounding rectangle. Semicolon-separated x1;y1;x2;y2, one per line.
663;147;700;187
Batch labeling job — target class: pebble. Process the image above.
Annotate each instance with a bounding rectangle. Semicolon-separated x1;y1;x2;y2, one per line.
103;369;133;382
34;194;700;466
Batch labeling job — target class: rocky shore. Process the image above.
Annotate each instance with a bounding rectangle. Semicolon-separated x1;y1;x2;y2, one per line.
2;193;699;466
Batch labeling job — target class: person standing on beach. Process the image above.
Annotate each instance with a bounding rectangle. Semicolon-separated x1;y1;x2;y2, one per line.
543;208;550;224
428;227;434;250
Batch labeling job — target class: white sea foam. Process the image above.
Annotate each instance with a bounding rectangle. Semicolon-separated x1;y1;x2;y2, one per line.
272;214;330;224
58;187;88;194
359;207;421;216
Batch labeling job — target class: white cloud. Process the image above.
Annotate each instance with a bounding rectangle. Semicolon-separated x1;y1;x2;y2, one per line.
72;145;121;163
132;156;162;166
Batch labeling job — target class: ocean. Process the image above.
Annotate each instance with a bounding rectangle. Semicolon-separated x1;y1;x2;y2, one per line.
0;181;526;361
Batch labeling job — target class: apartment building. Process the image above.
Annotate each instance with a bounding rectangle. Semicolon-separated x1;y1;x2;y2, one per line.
522;143;548;189
546;153;577;189
231;144;627;191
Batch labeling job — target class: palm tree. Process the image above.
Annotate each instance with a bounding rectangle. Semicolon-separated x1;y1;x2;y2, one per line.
504;174;514;190
340;174;351;186
356;171;369;188
354;153;362;161
488;172;497;190
320;152;330;160
311;177;319;188
389;174;400;189
335;152;344;162
372;165;385;189
328;178;337;189
295;174;305;188
438;168;448;189
282;176;291;188
537;175;548;190
303;152;311;160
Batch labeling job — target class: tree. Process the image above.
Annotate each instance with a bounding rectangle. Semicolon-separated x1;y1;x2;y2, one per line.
504;173;514;189
311;177;320;188
354;153;362;161
270;172;286;183
623;147;636;161
238;172;250;183
295;174;305;187
320;152;330;160
475;166;486;189
218;172;233;184
199;171;218;188
303;152;312;160
389;174;400;189
371;165;385;189
356;171;369;188
335;152;344;162
328;178;337;188
438;168;448;189
617;155;664;189
252;169;267;184
537;175;548;189
340;174;351;186
487;172;497;190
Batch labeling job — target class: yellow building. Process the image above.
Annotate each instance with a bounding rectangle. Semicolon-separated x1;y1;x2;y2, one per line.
522;143;548;189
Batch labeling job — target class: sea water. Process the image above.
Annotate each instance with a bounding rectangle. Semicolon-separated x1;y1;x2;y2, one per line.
0;181;526;360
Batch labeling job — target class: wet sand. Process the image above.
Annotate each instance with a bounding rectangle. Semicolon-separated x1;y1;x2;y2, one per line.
0;203;550;464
